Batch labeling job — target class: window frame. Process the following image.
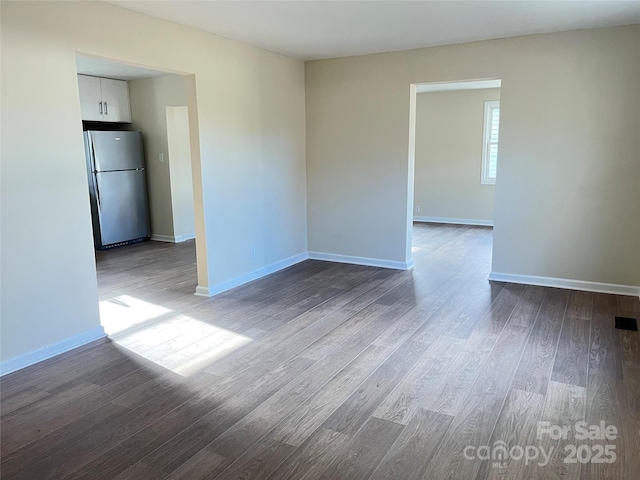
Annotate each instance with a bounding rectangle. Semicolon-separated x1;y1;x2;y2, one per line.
481;100;500;185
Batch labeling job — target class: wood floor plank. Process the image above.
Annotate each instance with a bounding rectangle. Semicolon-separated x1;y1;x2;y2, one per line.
266;428;351;480
529;381;586;480
617;295;640;371
0;386;49;417
565;290;594;321
296;287;417;365
475;388;546;480
418;346;491;418
110;463;165;480
154;329;252;373
161;449;227;480
12;383;196;480
589;293;624;380
66;378;246;479
204;271;408;377
440;292;496;339
472;283;528;337
417;284;527;417
582;293;626;480
422;286;546;480
0;402;130;479
213;437;296;480
369;408;453;480
373;335;465;425
1;381;102;453
111;312;200;352
511;288;568;394
551;317;590;388
251;287;351;332
507;285;547;328
3;364;160;454
135;356;315;476
217;260;334;302
372;301;443;349
0;338;110;398
1;339;131;396
261;344;394;447
110;370;185;408
620;369;640;480
294;303;391;361
254;283;345;321
314;417;405;480
616;295;640;480
321;338;434;436
201;298;415;463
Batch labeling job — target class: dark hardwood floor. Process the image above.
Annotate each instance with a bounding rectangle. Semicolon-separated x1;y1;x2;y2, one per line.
1;224;638;479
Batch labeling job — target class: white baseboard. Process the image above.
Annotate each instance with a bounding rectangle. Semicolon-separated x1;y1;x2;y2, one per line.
414;216;493;227
150;234;175;243
0;326;106;376
488;271;640;297
194;252;310;297
194;285;212;297
308;251;413;270
195;250;412;297
176;233;196;242
151;233;196;243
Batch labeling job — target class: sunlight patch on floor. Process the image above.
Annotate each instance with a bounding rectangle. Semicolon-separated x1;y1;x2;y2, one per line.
99;295;172;335
100;295;252;377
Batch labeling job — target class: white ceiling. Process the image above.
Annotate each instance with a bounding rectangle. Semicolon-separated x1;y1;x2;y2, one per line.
109;1;640;60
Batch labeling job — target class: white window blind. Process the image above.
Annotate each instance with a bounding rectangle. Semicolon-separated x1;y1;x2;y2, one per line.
482;101;500;185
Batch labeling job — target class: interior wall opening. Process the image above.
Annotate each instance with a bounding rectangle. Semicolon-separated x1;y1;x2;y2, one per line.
75;54;205;348
408;79;502;278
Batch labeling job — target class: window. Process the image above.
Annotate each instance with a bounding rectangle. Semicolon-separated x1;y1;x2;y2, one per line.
481;101;500;185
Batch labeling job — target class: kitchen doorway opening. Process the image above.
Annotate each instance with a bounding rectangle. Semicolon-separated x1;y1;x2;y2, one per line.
75;53;206;342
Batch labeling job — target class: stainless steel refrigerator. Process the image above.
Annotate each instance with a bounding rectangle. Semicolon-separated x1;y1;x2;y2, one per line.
84;130;150;249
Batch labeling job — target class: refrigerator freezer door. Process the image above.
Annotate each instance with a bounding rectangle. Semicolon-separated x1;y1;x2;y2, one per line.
95;170;150;246
89;131;145;172
84;132;103;247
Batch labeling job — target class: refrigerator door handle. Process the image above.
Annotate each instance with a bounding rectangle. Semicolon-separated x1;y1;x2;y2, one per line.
95;174;102;208
91;133;101;208
89;131;100;173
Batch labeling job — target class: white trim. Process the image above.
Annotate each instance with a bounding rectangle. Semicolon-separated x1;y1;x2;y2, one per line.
414;216;493;227
176;233;195;242
488;272;640;298
308;251;413;271
150;234;176;243
194;285;211;297
151;233;196;243
416;79;501;93
194;250;413;297
194;252;309;297
0;326;106;376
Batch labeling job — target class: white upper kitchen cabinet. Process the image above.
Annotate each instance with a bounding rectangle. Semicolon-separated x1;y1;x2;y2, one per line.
78;75;103;121
78;75;131;123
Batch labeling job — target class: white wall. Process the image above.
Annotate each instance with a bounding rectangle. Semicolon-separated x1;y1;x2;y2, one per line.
414;88;500;223
166;105;196;240
0;1;307;364
306;25;640;288
128;75;193;240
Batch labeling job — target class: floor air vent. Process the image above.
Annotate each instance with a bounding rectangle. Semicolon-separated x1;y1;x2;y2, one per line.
615;316;638;332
